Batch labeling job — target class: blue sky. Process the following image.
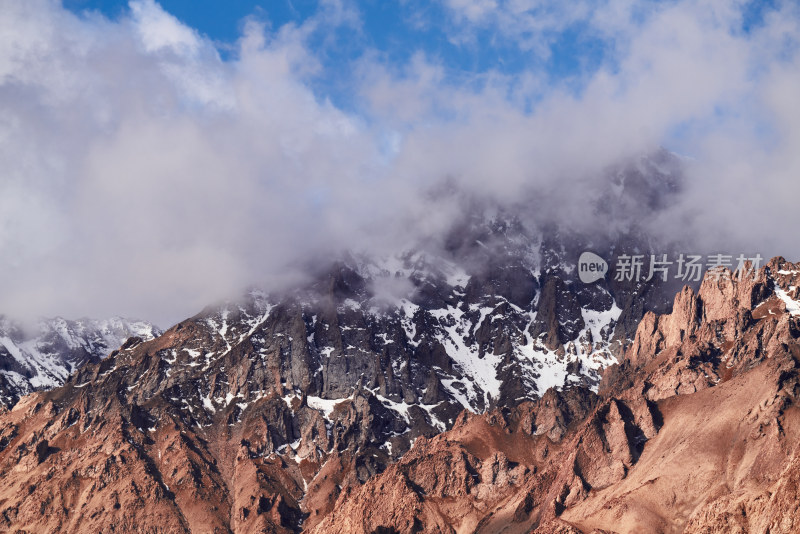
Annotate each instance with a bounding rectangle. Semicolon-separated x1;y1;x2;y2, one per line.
58;0;784;118
1;0;799;322
60;0;623;108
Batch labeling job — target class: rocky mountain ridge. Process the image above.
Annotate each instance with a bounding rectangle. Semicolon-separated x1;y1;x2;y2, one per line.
0;244;791;532
0;149;726;532
0;212;676;533
0;256;797;532
312;257;800;533
0;316;161;407
0;149;684;420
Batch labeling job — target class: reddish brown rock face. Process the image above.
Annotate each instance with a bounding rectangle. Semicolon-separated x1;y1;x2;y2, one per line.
316;259;800;533
2;258;800;533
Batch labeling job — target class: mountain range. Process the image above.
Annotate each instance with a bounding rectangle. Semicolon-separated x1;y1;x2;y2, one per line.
1;152;793;532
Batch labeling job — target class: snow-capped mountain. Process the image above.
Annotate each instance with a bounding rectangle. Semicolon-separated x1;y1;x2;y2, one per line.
0;316;161;406
46;183;681;482
1;151;685;424
2;254;799;532
0;151;711;532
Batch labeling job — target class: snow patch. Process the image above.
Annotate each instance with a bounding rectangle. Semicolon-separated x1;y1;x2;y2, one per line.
307;396;343;419
775;287;800;316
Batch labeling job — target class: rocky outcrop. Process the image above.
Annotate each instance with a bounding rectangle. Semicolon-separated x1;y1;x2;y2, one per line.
531;277;586;351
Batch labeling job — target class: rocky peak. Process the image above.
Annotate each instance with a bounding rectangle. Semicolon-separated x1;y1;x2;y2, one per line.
294;257;800;532
612;257;800;401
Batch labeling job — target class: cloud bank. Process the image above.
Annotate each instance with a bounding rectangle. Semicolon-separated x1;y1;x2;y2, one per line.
0;0;799;325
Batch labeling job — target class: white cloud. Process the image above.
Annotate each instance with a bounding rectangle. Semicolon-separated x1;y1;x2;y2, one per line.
0;0;390;324
0;0;799;326
130;0;202;55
